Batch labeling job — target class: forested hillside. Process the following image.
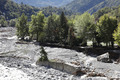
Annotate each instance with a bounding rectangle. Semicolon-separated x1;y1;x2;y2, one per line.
0;0;72;20
0;0;73;27
65;0;120;13
0;0;39;20
40;6;73;17
88;0;120;13
12;0;73;7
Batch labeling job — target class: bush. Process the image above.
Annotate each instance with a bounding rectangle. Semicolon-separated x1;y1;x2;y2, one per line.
0;18;8;27
39;46;48;61
9;19;16;27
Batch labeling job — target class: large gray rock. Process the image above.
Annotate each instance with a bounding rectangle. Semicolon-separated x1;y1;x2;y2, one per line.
97;53;112;63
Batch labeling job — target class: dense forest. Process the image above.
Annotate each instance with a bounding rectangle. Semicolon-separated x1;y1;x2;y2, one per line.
40;6;73;17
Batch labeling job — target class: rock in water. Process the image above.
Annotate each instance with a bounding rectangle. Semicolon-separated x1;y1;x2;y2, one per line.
97;53;112;63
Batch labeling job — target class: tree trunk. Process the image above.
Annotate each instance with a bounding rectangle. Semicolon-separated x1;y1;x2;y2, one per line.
106;43;108;47
37;32;39;42
21;36;24;40
111;41;114;48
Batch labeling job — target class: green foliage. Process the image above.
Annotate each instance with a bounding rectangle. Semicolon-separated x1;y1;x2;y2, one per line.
0;16;8;27
45;14;60;42
41;6;73;17
29;11;45;42
60;12;69;43
67;27;76;46
74;12;95;44
94;7;112;19
16;13;28;40
13;5;120;47
9;19;16;27
39;46;48;61
66;0;104;13
38;32;46;43
97;14;117;46
94;6;120;20
113;23;120;47
0;0;72;21
0;0;39;20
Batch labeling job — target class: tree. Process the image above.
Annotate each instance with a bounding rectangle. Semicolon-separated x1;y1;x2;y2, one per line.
97;14;117;47
67;27;76;46
0;0;7;12
16;13;28;40
60;12;69;43
74;12;95;45
29;11;45;41
0;16;8;27
29;15;37;40
45;14;60;42
39;46;48;61
94;7;111;20
9;19;16;27
113;23;120;47
67;19;76;46
45;15;55;42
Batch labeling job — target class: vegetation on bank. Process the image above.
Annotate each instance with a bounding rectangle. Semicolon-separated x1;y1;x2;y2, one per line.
15;10;120;48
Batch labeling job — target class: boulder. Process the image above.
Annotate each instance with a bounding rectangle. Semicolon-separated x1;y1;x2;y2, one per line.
97;53;112;63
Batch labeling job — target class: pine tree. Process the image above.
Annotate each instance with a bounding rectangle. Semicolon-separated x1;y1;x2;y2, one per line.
46;15;55;42
60;12;69;43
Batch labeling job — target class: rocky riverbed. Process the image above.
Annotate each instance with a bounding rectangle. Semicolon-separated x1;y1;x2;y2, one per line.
0;27;120;80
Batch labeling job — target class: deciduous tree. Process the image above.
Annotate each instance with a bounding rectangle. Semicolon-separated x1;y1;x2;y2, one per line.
16;13;28;40
97;14;117;47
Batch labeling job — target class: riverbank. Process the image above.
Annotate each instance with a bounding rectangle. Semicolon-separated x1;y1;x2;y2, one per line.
0;27;120;80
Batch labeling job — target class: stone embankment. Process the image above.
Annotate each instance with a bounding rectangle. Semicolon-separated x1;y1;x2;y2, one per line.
36;60;86;76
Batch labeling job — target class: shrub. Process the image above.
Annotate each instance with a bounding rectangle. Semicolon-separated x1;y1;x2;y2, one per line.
39;46;48;61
